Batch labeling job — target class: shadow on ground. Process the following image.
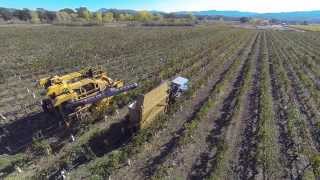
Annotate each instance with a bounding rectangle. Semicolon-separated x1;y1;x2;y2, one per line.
0;112;68;155
88;118;133;157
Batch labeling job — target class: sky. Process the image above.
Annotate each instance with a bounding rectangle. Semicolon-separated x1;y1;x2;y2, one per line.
1;0;320;13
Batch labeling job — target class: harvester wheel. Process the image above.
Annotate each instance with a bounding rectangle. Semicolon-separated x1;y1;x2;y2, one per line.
42;99;54;113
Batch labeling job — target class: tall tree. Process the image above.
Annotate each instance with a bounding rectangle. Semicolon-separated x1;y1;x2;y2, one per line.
59;8;75;14
118;13;132;21
56;11;71;22
153;13;163;21
135;11;153;22
94;12;103;23
76;7;91;21
187;13;196;21
13;8;31;21
0;7;13;21
240;17;250;23
30;11;40;23
36;8;55;22
102;12;114;23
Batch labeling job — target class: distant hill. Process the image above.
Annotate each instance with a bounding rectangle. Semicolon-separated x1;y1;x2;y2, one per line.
98;8;138;14
99;9;320;23
178;10;258;17
256;11;320;22
176;10;320;22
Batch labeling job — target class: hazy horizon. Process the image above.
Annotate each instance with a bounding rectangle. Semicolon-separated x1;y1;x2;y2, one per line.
1;0;320;13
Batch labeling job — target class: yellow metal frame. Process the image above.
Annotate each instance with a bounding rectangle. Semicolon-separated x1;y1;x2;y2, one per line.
40;69;124;115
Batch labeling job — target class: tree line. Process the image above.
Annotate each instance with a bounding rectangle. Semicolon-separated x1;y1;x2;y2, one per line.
0;7;197;24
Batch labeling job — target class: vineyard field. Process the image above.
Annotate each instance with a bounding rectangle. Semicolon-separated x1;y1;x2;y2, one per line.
0;24;320;180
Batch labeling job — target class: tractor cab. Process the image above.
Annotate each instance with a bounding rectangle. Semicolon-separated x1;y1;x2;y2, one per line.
170;76;189;98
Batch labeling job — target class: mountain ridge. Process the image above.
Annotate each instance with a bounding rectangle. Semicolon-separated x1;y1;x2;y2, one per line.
176;10;320;22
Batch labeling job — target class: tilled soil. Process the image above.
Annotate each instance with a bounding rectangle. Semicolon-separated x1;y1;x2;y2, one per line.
268;32;319;179
234;32;263;179
268;41;301;179
276;41;320;151
186;33;260;180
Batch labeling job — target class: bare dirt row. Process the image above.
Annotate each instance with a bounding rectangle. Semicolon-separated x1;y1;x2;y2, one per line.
184;33;261;180
267;32;302;179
